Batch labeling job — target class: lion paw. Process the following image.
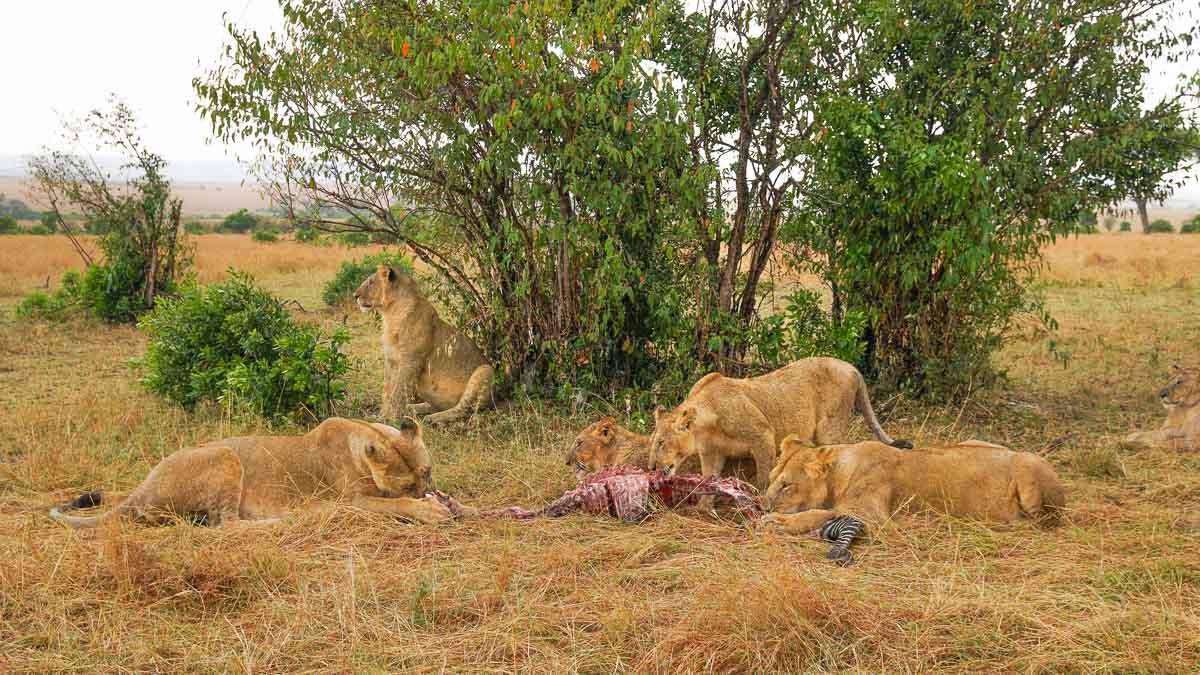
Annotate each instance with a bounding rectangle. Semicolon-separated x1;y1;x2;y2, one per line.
410;495;454;524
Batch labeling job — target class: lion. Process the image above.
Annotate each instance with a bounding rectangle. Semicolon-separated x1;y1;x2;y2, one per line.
355;265;495;425
49;417;453;528
650;357;911;491
564;416;756;483
1121;364;1199;451
759;437;1066;535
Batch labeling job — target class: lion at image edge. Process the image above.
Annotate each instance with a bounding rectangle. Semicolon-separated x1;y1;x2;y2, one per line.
1121;364;1200;452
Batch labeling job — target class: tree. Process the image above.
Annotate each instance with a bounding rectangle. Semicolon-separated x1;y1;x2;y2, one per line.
26;96;191;320
196;0;702;393
198;0;1200;398
1106;111;1200;232
219;208;259;233
783;0;1200;394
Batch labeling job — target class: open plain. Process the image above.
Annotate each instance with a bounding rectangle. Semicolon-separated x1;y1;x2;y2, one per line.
1;232;1198;672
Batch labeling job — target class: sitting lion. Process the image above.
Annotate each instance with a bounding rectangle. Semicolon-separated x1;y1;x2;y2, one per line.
355;265;495;425
1121;364;1199;451
759;437;1065;535
49;417;452;528
565;416;755;483
650;357;910;490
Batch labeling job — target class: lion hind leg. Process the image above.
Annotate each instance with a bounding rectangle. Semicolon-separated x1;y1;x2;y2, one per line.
159;446;245;527
1015;457;1066;525
423;365;494;425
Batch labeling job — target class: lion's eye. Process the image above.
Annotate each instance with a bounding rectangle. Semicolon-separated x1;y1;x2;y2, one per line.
366;445;377;457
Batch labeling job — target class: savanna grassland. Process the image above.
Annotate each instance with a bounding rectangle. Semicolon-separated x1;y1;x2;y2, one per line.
1;233;1198;672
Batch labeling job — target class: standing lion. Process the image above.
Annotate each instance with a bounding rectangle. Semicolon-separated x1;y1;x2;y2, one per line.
651;357;910;491
355;265;495;425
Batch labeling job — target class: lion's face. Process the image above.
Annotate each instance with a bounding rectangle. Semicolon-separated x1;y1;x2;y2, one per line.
1160;365;1200;410
357;420;434;497
354;265;420;313
650;406;697;475
565;417;620;480
763;439;832;513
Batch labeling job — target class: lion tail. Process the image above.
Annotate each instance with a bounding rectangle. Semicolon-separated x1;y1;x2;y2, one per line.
854;372;912;449
49;492;114;529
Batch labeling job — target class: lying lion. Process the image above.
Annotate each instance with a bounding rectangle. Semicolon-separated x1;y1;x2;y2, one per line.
565;416;754;483
49;417;453;528
355;265;495;425
759;437;1065;536
1121;364;1199;452
651;357;910;490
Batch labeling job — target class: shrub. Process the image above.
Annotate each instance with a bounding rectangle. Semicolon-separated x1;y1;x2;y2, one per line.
184;221;207;235
252;229;279;243
219;208;259;233
0;215;18;234
39;212;59;233
138;272;351;420
15;272;82;321
294;225;322;243
1146;219;1174;234
77;257;155;323
322;251;413;307
1181;217;1200;234
1119;221;1133;232
750;290;867;370
334;231;371;248
28;224;52;235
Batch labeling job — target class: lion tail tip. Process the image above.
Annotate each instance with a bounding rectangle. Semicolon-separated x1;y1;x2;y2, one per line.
67;491;103;510
891;439;914;450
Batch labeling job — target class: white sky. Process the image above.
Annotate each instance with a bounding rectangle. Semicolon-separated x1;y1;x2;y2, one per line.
0;1;1196;200
0;1;283;163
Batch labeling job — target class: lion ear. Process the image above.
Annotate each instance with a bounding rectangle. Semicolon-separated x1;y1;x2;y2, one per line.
678;407;697;431
803;447;834;480
378;264;396;281
771;436;808;482
654;406;665;420
398;416;422;438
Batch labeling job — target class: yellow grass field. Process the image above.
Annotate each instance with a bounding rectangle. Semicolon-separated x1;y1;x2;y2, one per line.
1;233;1198;672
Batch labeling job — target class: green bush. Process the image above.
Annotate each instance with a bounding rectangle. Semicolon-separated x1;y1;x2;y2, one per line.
294;225;323;243
39;212;59;233
750;290;868;371
1119;221;1133;232
28;224;52;235
184;221;207;235
0;215;17;234
138;272;351;419
252;229;279;243
15;271;82;321
1146;219;1174;234
1181;217;1200;234
334;231;371;248
322;251;413;307
219;208;259;233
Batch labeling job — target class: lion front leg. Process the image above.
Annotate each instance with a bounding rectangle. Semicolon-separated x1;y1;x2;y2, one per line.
1121;429;1169;450
383;360;422;420
758;509;839;534
349;495;454;524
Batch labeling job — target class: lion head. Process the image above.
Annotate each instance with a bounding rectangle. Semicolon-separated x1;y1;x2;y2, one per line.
762;436;833;513
564;416;622;480
1160;365;1200;410
352;418;434;497
649;406;699;475
354;265;422;313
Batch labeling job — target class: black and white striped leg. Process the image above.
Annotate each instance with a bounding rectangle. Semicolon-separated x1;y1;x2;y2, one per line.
819;515;865;566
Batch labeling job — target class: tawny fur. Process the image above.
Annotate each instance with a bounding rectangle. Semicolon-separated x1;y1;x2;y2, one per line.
760;437;1066;535
1121;364;1199;452
650;357;909;490
565;416;755;482
49;418;452;528
355;265;495;425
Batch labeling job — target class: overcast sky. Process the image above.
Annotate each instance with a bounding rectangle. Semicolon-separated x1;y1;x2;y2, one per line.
1;1;1197;200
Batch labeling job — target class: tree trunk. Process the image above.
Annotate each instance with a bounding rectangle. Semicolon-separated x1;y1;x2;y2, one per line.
1136;197;1150;234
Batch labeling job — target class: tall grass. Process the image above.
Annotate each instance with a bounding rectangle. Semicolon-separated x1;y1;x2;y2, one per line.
1;233;1198;671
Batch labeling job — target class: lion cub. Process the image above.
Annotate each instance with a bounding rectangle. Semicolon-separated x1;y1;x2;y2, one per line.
355;265;495;425
1121;364;1199;451
49;418;452;528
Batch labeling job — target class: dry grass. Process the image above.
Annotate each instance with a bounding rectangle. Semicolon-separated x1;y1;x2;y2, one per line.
2;233;1200;672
